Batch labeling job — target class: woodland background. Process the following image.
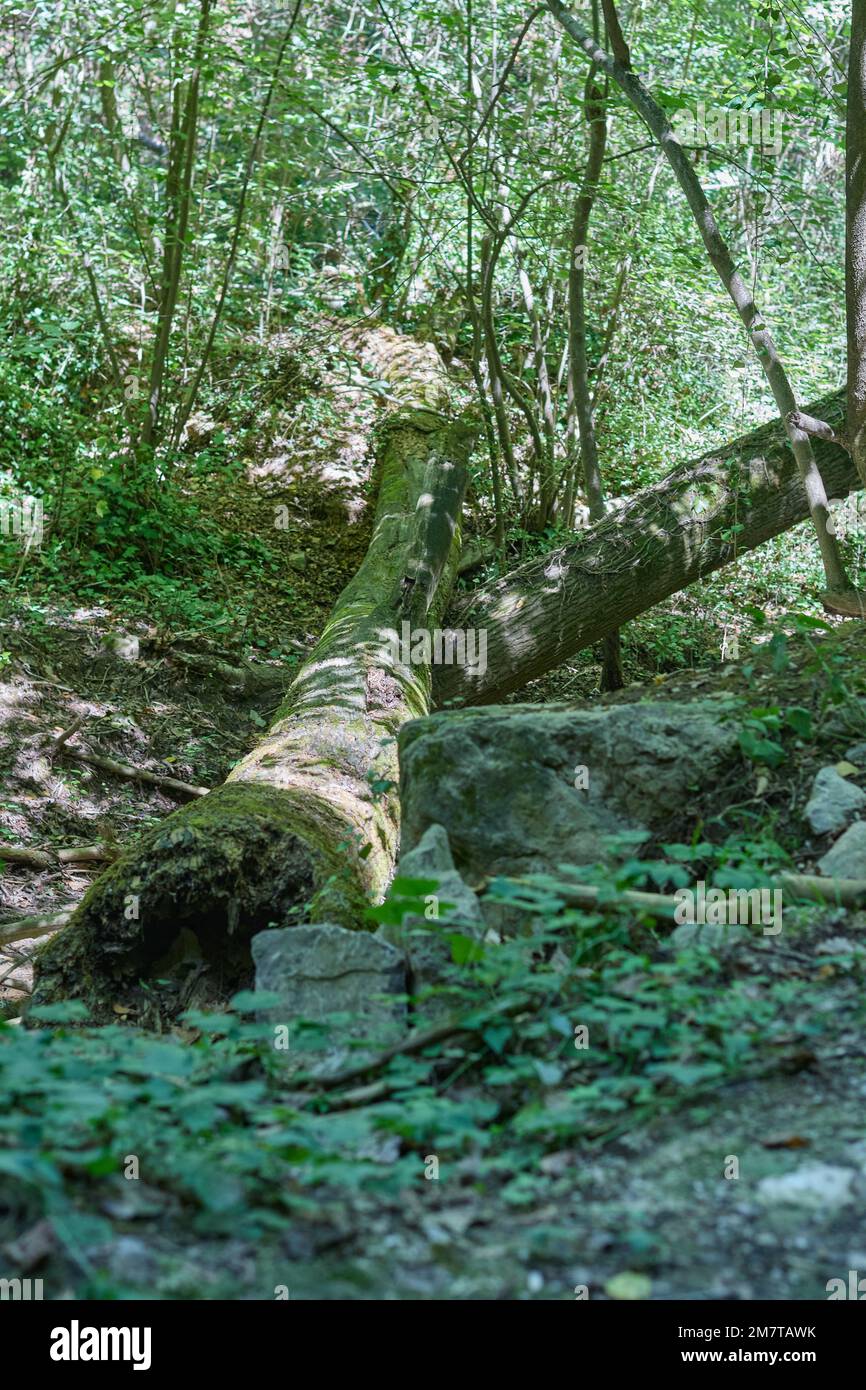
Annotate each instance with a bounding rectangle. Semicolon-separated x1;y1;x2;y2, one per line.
1;0;866;1303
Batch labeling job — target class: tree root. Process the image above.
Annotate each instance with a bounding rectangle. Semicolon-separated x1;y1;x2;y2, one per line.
820;588;866;618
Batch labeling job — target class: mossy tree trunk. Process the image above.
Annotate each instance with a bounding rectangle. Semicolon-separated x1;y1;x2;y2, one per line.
32;328;474;1014
434;386;861;707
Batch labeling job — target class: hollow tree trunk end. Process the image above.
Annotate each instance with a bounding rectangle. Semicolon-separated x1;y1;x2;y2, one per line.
30;783;319;1019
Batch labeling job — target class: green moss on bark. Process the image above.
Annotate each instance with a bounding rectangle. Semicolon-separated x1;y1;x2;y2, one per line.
31;784;319;1016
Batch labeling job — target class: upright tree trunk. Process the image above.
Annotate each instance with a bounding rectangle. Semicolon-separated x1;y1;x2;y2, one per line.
848;0;866;484
32;329;475;1016
513;249;557;524
141;0;211;449
434;386;859;707
567;66;624;690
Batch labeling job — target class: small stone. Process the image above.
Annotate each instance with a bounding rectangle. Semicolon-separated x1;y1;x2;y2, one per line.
845;742;866;766
816;936;862;957
818;821;866;879
803;767;866;836
394;822;454;878
605;1271;652;1301
104;1236;157;1285
756;1163;855;1211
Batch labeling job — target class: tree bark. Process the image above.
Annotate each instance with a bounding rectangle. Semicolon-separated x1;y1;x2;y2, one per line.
141;0;211;449
566;66;624;690
434;386;859;707
32;328;475;1016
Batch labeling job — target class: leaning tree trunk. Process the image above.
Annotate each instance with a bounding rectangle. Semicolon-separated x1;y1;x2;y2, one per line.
435;386;859;707
32;328;475;1015
547;0;855;602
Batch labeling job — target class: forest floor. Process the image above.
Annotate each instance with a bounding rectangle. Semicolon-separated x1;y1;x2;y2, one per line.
3;604;866;1300
3;325;865;1300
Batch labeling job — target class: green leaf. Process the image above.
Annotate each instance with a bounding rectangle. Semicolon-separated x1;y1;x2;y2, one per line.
533;1060;564;1086
447;933;485;965
739;728;785;767
481;1024;511;1054
785;706;812;738
389;876;441;896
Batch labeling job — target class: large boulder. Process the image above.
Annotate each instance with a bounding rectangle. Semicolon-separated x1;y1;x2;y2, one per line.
398;698;740;881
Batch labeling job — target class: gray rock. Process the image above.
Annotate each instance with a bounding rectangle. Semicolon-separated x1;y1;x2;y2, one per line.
251;924;406;1052
380;823;486;1021
396;824;485;931
845;742;866;766
398;699;741;881
757;1164;855;1212
395;821;455;879
818;821;866;879
804;766;866;836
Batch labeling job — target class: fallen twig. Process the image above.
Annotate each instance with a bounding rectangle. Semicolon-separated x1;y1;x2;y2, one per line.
57;843;121;865
507;872;866;920
50;715;86;754
59;745;209;800
0;907;75;948
0;846;54;870
0;943;35;988
302;996;532;1093
0;841;121;871
779;872;866;908
169;650;289;692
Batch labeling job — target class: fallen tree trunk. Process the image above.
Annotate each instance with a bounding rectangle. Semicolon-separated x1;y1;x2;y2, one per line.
435;386;858;707
32;328;474;1014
